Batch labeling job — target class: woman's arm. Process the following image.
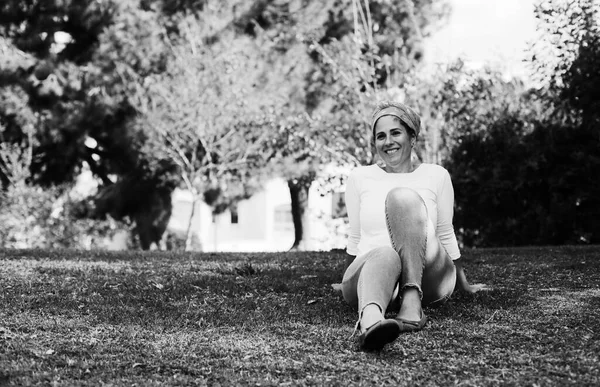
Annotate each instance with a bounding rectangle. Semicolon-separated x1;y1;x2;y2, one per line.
436;168;461;260
331;252;356;293
345;172;361;256
345;253;355;271
331;171;360;292
436;168;490;293
454;259;490;294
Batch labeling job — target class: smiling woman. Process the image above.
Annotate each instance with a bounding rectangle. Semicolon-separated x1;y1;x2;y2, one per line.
337;101;490;351
372;104;419;174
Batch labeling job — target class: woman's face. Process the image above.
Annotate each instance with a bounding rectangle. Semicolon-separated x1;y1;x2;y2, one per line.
374;116;414;167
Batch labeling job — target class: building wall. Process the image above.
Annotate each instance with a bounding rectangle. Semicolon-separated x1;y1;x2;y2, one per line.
167;178;348;252
205;180;291;251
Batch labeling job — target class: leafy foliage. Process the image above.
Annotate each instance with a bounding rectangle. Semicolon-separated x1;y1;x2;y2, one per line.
0;0;182;248
3;0;596;250
445;0;600;247
304;0;450;166
0;181;127;249
448;110;600;246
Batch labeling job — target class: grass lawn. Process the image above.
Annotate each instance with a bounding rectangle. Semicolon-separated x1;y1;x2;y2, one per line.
1;246;599;386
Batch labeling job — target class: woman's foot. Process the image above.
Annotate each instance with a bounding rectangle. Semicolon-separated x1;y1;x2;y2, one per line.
360;304;384;333
357;304;401;351
359;319;401;351
396;288;422;320
395;288;427;332
394;311;427;333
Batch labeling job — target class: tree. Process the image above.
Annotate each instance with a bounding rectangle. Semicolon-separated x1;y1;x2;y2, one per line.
234;0;450;249
0;0;120;185
1;0;451;249
0;0;180;249
129;11;274;250
443;0;600;247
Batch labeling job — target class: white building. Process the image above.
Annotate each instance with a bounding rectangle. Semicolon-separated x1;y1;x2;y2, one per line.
167;178;348;252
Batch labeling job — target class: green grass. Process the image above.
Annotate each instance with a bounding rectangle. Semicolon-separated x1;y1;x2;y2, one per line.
1;246;599;386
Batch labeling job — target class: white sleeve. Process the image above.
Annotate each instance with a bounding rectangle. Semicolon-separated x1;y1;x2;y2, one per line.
436;168;461;260
345;171;361;256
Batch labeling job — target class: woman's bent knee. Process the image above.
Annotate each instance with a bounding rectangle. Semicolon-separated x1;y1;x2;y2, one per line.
368;246;401;268
370;245;398;257
386;187;423;208
385;188;427;222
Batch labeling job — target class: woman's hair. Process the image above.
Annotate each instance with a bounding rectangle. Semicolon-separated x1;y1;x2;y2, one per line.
371;101;420;139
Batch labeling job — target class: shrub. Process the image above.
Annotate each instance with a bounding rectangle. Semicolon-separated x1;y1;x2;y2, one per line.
0;182;129;249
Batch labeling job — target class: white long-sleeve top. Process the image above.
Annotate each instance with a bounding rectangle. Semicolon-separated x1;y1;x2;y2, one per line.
345;163;461;260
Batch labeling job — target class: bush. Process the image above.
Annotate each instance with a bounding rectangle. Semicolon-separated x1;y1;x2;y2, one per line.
0;182;130;249
447;115;600;247
444;0;600;247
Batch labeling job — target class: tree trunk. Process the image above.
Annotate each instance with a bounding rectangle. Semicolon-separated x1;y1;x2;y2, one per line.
288;176;313;250
185;195;198;251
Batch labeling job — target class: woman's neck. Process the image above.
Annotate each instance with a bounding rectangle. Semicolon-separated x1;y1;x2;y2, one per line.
383;158;421;174
385;164;410;173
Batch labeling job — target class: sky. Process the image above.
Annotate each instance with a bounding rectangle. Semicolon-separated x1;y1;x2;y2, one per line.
424;0;539;80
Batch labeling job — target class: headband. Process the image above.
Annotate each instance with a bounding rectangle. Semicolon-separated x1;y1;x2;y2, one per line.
371;104;421;138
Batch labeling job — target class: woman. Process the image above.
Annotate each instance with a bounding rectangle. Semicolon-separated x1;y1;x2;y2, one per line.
341;101;488;351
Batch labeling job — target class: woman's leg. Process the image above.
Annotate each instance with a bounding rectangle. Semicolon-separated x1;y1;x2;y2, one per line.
421;233;456;306
341;246;402;330
385;187;456;321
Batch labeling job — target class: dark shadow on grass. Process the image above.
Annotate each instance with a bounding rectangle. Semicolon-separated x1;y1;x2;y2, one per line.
5;247;598;334
3;256;349;331
0;372;10;387
3;247;600;386
379;286;534;326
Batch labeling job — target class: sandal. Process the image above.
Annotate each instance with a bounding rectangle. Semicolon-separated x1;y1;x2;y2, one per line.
394;311;428;333
358;319;401;351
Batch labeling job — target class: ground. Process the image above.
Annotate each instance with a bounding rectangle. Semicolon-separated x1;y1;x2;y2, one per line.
1;246;599;386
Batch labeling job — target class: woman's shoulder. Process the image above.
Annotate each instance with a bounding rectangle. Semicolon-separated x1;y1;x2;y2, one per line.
418;164;452;185
419;163;450;175
349;164;382;178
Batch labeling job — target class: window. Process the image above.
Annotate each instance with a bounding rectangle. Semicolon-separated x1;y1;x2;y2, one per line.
331;192;347;219
274;204;293;223
275;204;293;223
274;204;293;232
230;204;239;224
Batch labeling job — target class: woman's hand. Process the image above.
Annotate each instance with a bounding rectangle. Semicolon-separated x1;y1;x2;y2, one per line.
461;282;492;294
454;260;491;294
331;254;355;295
